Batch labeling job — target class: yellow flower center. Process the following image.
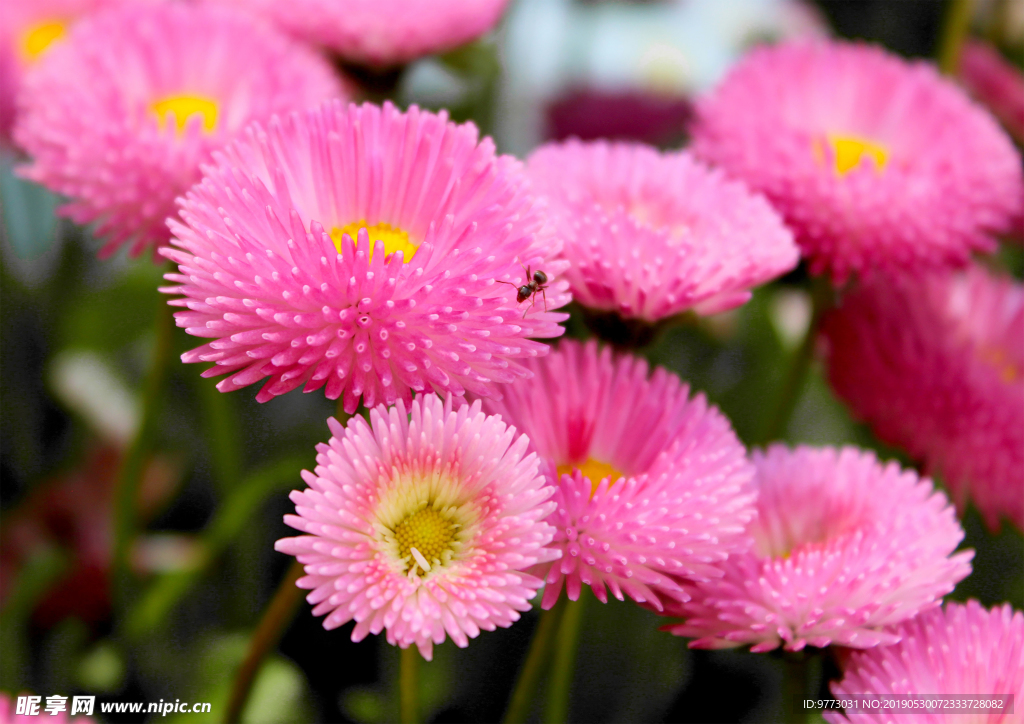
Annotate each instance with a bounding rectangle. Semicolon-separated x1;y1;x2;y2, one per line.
979;346;1020;384
331;221;418;262
151;95;219;134
826;134;889;175
557;458;626;496
394;507;458;576
20;20;66;61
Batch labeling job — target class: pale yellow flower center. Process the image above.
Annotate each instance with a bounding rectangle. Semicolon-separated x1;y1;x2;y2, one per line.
20;20;66;61
331;221;418;262
823;134;889;175
979;346;1020;384
394;507;458;577
557;458;626;496
151;95;219;134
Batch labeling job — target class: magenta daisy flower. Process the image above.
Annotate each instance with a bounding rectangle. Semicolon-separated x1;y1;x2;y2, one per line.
0;0;115;143
160;100;569;412
527;141;799;322
481;340;756;611
14;2;345;257
821;265;1024;531
663;445;972;652
691;40;1024;282
217;0;510;67
274;394;559;660
825;601;1024;724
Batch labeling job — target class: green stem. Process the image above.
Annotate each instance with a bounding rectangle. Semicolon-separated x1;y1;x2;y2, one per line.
503;600;566;724
938;0;975;74
112;297;175;605
400;645;420;724
543;595;586;724
758;280;831;444
224;560;304;724
198;377;241;494
780;649;822;724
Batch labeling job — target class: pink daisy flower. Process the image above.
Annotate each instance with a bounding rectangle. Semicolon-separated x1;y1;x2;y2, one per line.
160;101;569;412
959;39;1024;146
526;141;799;323
663;445;973;652
14;2;345;257
215;0;510;67
0;0;116;143
691;40;1024;282
274;394;559;660
481;340;756;611
821;265;1024;531
825;600;1024;724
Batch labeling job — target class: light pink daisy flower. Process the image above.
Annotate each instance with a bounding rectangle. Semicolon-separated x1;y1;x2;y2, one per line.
215;0;510;67
527;141;799;322
663;445;973;652
14;2;345;257
821;265;1024;531
481;340;756;611
274;394;559;660
691;40;1024;282
825;601;1024;724
160;101;569;412
0;0;117;143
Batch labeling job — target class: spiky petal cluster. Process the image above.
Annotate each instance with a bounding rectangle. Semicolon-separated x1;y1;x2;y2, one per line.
691;40;1024;282
14;2;344;257
216;0;510;66
527;141;798;321
821;265;1024;531
274;394;559;660
825;601;1024;724
160;101;569;412
482;340;756;611
663;445;973;652
0;0;116;143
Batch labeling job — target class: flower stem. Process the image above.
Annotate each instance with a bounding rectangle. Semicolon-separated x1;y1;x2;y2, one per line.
543;595;586;724
938;0;975;74
112;297;175;605
225;560;304;724
780;649;822;724
758;279;832;444
503;600;566;724
400;645;420;724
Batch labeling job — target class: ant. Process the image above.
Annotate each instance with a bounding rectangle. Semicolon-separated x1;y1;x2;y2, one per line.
498;263;549;317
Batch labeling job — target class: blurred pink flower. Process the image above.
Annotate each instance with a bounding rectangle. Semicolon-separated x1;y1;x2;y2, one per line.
215;0;510;67
822;265;1024;531
663;445;972;652
161;101;569;412
825;600;1024;724
959;39;1024;145
0;445;178;628
527;141;798;322
692;40;1023;282
275;395;559;660
482;340;756;611
0;0;117;144
14;2;344;257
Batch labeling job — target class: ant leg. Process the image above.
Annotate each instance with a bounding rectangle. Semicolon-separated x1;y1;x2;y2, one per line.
541;287;548;312
522;292;538;319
